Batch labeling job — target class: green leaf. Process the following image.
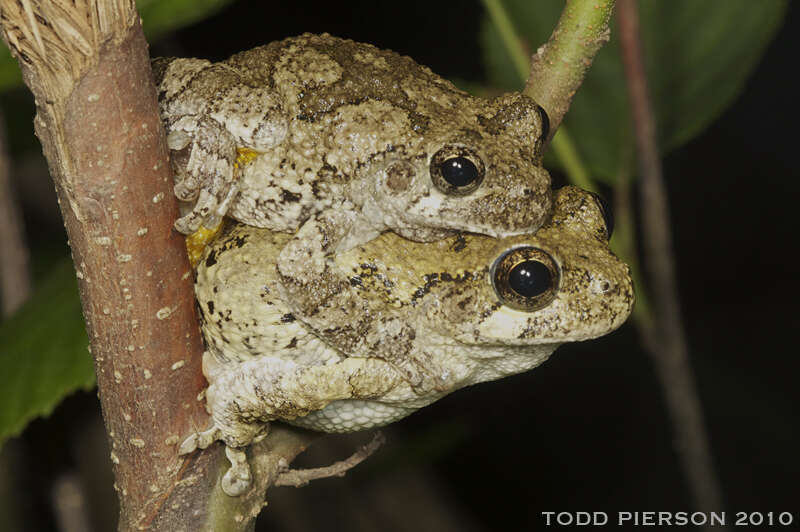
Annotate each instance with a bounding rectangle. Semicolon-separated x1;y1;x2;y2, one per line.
0;0;235;92
481;0;787;182
137;0;234;42
0;46;23;92
0;258;93;447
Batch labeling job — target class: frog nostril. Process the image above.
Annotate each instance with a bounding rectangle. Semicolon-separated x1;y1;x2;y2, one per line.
591;278;612;294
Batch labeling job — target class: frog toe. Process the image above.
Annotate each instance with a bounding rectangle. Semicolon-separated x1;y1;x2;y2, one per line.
174;189;219;234
178;426;221;455
222;446;252;496
174;208;203;235
173;176;200;202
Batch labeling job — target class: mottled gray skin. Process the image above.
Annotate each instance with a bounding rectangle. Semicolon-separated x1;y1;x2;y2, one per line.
184;186;633;495
153;34;552;387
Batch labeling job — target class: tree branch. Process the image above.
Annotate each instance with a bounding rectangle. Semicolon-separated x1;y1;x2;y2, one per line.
523;0;616;139
274;432;385;488
616;0;725;519
198;427;320;531
0;3;366;529
0;1;222;529
482;0;613;189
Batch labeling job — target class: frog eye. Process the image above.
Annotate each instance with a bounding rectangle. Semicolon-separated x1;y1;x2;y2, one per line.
430;145;485;195
492;247;559;311
536;104;550;140
588;191;614;239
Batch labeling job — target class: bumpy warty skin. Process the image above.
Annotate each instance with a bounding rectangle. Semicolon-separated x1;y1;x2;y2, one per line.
153;33;552;238
194;186;634;440
155;33;557;389
163;35;633;496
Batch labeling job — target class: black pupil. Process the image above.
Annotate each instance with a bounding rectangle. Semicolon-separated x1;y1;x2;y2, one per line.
508;260;552;297
441;157;478;187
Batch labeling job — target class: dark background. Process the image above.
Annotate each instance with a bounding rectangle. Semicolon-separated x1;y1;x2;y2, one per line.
3;1;798;530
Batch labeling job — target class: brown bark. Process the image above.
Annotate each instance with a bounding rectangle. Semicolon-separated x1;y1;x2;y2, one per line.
0;2;222;529
59;30;217;528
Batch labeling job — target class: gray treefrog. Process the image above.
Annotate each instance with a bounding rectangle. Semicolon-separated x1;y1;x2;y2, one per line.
153;33;553;385
182;186;634;495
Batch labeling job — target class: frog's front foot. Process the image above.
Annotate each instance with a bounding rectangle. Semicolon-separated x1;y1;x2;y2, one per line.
167;117;240;235
178;425;221;455
174;181;241;235
178;426;259;497
222;446;252;496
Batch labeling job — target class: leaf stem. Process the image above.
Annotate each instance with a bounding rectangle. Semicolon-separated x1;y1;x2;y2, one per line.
481;0;530;82
481;0;601;191
524;0;616;136
610;146;652;324
0;111;31;316
616;0;725;518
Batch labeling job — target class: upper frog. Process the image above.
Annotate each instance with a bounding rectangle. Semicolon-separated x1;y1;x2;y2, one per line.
153;34;553;375
153;32;551;238
183;186;633;495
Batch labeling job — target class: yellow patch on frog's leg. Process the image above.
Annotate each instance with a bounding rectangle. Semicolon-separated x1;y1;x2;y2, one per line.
186;223;224;267
185;148;260;266
235;147;259;169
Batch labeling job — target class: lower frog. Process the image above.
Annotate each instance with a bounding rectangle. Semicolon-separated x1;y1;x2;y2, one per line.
181;186;634;495
154;33;553;380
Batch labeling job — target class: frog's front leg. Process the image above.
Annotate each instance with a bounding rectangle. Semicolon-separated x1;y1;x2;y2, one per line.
167;115;239;234
277;209;451;392
362;316;457;393
180;356;402;496
276;205;379;351
178;426;255;497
